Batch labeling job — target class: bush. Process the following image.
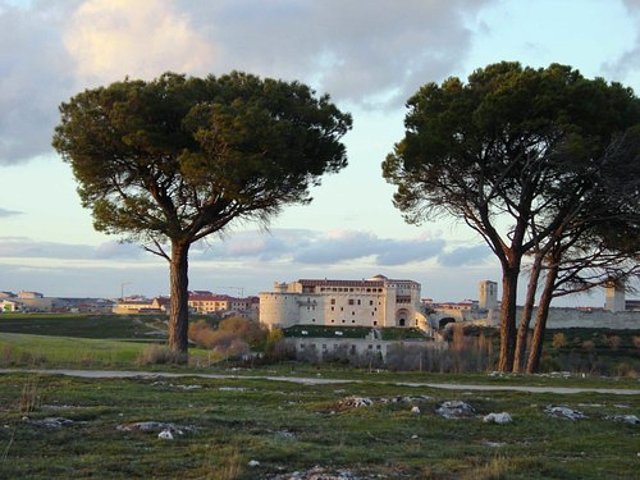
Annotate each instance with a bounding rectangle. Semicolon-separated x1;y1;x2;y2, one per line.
605;335;622;351
552;333;568;349
136;344;185;365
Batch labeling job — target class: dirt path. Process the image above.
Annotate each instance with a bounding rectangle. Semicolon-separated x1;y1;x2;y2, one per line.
2;368;640;395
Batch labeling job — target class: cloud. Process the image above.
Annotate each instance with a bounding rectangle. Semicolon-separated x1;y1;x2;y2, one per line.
0;0;493;165
64;0;215;85
438;244;492;267
0;207;22;218
183;0;492;107
602;1;640;80
0;237;144;260
195;228;446;266
0;1;77;165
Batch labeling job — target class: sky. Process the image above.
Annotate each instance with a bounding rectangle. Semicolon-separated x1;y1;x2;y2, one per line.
1;0;639;305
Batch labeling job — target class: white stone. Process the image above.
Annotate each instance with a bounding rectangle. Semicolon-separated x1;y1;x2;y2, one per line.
411;406;421;415
483;412;512;424
158;429;173;440
248;460;260;467
544;405;586;421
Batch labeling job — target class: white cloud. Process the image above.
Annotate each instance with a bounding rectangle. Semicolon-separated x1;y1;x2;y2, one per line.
64;0;215;85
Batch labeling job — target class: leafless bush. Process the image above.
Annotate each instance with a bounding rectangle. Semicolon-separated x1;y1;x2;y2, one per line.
387;334;495;373
552;333;568;349
136;344;186;365
20;378;40;414
582;340;596;352
633;336;640;349
605;335;622;351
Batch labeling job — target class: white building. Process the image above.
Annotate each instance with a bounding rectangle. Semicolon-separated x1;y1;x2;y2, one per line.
259;274;428;331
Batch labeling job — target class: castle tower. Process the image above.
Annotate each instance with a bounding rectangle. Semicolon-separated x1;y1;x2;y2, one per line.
479;280;498;310
605;280;626;312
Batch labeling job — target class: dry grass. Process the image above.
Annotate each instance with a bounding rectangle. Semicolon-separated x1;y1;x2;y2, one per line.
136;344;186;365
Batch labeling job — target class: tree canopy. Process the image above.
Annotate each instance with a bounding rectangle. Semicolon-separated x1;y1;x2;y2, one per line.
383;62;640;371
53;71;352;355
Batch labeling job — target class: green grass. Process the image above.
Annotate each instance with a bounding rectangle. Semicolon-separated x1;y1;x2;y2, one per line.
0;313;167;339
0;372;638;479
0;333;149;367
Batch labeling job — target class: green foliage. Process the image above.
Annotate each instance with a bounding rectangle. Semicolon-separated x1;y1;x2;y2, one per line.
52;71;352;245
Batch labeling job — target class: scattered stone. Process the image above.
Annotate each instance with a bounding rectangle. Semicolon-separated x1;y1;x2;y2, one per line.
411;434;419;439
544;405;587;421
614;404;631;409
606;414;640;425
31;417;74;428
577;403;603;408
248;460;260;467
116;421;195;435
152;381;203;390
219;387;246;392
275;430;296;440
482;440;506;448
158;429;174;440
336;396;373;409
21;416;29;422
379;395;432;404
411;406;421;415
436;400;475;419
483;412;512;424
268;465;378;479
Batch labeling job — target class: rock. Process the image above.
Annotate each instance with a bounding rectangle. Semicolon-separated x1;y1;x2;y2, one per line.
31;417;74;428
411;406;421;415
158;429;173;440
483;441;506;448
607;414;640;425
219;387;246;392
436;400;475;419
483;412;512;424
117;421;195;435
544;405;586;421
337;396;373;409
411;434;418;439
248;460;260;467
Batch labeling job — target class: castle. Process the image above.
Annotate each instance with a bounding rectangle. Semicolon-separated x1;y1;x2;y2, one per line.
259;274;429;331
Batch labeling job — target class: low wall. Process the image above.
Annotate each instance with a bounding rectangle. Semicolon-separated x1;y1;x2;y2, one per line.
535;307;640;330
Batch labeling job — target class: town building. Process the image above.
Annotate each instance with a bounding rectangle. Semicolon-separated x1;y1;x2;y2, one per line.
259;274;429;330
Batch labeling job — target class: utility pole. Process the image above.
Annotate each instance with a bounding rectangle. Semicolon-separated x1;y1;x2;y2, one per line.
120;282;132;300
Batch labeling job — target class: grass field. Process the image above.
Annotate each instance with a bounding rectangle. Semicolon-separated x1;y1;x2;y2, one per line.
0;314;639;478
0;371;638;479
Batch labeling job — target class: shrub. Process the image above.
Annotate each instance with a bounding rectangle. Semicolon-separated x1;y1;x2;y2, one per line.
632;336;640;349
605;335;622;351
136;344;185;365
581;340;596;352
552;333;568;349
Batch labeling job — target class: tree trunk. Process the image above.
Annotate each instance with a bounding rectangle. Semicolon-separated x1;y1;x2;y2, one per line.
513;253;544;372
168;240;190;359
498;265;520;372
526;261;560;373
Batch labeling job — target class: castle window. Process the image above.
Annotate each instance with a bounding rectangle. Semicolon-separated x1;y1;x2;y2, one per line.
331;298;336;305
357;299;361;305
369;300;374;306
373;321;378;326
348;299;354;305
352;311;355;315
351;320;355;323
331;306;334;311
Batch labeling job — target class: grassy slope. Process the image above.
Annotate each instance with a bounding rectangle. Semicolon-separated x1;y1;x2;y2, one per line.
0;372;638;479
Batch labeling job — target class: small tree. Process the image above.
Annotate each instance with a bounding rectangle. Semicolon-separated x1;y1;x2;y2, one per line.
53;72;352;357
